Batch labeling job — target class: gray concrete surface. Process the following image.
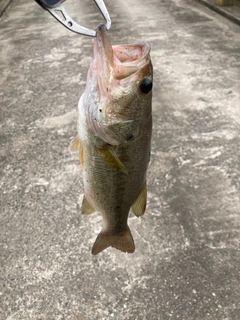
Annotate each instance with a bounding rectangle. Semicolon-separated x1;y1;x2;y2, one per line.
197;0;240;26
0;0;12;17
1;0;240;319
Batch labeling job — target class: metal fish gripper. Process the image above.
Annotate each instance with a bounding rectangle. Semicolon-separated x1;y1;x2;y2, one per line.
35;0;111;37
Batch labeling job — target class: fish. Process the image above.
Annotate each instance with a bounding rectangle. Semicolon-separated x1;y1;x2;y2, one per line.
70;24;153;255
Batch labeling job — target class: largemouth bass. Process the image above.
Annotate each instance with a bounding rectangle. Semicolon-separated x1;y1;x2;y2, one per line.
71;24;153;255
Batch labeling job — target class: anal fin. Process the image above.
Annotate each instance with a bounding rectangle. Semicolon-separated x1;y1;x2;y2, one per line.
96;146;128;174
81;195;96;215
131;182;147;217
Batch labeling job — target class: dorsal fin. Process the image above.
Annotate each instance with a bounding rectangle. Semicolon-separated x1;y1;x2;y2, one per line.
131;182;147;217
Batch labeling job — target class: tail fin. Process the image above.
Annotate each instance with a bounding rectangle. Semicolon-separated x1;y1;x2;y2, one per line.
91;226;135;255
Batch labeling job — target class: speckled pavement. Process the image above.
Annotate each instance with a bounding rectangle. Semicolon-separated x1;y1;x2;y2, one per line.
1;0;240;319
0;0;12;17
197;0;240;25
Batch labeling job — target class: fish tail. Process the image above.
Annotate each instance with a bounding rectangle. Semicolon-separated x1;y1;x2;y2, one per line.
91;226;135;255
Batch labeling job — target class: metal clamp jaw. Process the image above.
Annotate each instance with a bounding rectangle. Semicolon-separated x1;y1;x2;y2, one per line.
35;0;111;37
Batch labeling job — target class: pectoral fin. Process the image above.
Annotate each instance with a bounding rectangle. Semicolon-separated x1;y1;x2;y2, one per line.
131;182;147;217
81;195;96;215
96;146;128;174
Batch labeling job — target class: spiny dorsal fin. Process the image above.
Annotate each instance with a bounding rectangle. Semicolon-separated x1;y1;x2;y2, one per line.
131;182;147;217
96;146;128;174
81;195;96;215
91;226;135;255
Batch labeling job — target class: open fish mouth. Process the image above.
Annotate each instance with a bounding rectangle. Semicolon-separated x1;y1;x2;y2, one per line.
94;24;151;91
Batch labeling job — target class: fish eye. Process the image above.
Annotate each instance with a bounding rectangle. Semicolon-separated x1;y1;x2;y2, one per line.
140;77;152;94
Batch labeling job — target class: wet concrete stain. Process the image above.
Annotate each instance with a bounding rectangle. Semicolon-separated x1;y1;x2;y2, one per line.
1;0;240;319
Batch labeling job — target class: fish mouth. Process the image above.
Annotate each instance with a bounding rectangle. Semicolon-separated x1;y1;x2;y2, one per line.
94;24;151;95
94;24;114;72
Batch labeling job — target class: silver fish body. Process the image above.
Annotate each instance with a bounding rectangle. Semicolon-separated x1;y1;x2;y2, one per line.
73;25;153;255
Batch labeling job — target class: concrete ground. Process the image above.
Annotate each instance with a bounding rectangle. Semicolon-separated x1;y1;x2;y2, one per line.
1;0;240;319
0;0;12;17
197;0;240;25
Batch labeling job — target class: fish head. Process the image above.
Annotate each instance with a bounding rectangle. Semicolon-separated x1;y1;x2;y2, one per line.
84;24;153;145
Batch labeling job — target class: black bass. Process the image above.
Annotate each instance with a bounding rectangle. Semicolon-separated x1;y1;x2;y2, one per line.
71;24;153;255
